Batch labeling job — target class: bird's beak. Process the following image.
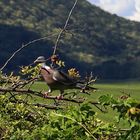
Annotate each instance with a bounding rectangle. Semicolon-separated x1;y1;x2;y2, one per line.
34;58;46;63
34;59;38;64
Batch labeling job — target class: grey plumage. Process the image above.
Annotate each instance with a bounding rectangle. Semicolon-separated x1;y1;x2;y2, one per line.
34;56;96;97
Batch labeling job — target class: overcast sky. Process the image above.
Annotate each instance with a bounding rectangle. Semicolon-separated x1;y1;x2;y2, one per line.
87;0;140;22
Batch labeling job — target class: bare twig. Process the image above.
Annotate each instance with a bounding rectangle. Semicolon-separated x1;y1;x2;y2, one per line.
10;99;63;110
0;33;58;71
0;87;101;104
0;86;107;112
0;0;78;71
11;77;38;89
93;104;107;113
52;0;78;55
32;103;64;110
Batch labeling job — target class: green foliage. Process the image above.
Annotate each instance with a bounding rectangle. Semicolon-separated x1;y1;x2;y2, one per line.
1;66;140;139
99;94;140;139
0;91;140;139
20;64;41;79
0;94;111;140
1;0;140;137
99;94;117;105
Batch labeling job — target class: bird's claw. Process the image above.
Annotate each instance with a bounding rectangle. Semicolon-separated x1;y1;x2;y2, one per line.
56;95;63;100
43;92;50;98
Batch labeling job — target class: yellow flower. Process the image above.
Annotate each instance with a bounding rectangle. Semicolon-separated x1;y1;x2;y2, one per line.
68;68;80;78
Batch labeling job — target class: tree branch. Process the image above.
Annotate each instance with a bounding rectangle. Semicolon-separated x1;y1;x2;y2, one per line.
52;0;78;55
0;87;100;104
10;99;63;110
0;33;57;71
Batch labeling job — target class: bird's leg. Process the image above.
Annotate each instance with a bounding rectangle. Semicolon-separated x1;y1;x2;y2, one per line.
56;90;64;100
53;90;64;106
43;88;51;98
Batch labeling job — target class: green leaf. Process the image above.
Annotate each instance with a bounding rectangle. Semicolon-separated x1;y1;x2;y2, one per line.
99;94;117;105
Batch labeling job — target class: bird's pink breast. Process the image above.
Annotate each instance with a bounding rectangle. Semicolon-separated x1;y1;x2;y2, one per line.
40;68;55;84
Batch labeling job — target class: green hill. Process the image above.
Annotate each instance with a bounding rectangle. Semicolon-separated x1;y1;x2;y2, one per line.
1;0;140;79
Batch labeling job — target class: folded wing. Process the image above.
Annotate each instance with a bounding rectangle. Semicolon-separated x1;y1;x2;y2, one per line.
53;70;76;85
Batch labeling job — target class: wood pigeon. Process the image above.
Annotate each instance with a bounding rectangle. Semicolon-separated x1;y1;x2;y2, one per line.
34;56;96;99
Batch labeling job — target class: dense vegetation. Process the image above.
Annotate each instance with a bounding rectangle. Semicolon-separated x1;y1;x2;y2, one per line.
1;94;140;140
0;69;140;139
1;0;140;79
1;1;140;139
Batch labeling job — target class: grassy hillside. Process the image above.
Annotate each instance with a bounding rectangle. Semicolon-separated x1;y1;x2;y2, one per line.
1;0;140;79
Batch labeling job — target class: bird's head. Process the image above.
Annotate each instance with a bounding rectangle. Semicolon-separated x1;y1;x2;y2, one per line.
34;56;46;64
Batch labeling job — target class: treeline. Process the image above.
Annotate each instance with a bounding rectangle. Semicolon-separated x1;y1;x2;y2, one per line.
1;0;140;79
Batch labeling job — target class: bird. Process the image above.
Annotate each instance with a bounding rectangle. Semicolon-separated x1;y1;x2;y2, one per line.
34;56;96;99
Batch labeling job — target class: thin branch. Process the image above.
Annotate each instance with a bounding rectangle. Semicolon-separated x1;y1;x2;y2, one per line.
0;87;101;104
0;87;107;113
32;103;63;110
52;0;78;55
0;33;58;71
11;77;38;89
10;99;63;110
93;104;107;113
0;0;78;71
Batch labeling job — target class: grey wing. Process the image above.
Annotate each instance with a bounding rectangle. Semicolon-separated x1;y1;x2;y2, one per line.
52;70;76;85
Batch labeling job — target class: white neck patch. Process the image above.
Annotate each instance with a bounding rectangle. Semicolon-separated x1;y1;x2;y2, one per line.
41;63;51;70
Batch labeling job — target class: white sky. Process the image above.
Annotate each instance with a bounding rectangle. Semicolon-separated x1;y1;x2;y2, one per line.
87;0;140;22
